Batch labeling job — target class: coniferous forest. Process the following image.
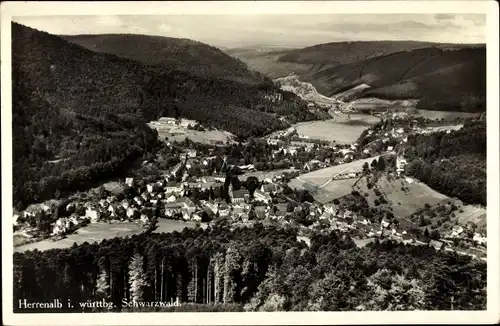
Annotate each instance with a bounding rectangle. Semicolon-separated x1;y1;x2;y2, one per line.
403;120;486;206
13;225;486;312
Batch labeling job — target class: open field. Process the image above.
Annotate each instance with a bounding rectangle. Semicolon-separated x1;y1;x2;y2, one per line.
414;109;481;121
313;179;359;204
288;156;381;203
354;175;449;218
292;115;379;144
334;83;371;99
353;237;376;248
102;181;126;195
453;203;486;227
149;118;235;144
14;220;197;253
154;219;198;233
227;50;314;79
295;156;381;186
348;98;419;111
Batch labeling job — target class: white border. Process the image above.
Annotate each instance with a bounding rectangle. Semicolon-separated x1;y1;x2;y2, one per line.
1;1;499;325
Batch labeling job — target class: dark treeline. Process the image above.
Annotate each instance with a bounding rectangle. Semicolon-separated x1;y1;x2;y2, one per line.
403;120;486;205
14;225;486;312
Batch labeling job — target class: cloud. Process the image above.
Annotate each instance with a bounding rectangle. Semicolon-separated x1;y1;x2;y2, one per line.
434;14;454;21
13;14;486;47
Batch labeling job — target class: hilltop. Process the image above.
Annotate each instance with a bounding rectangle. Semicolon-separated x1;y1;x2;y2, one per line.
277;40;483;65
62;34;267;85
12;22;310;208
230;41;486;112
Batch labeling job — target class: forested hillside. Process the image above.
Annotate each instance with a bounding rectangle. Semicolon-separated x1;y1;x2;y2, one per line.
62;34;267;85
277;40;482;65
13;225;486;312
403;120;486;206
231;41;486;112
12;66;160;210
12;23;312;208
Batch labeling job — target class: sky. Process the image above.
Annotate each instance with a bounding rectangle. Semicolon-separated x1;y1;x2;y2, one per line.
14;14;486;48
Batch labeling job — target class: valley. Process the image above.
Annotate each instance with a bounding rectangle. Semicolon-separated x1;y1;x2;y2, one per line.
10;18;489;314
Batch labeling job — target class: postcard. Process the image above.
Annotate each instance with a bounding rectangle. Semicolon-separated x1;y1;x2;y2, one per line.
1;1;499;325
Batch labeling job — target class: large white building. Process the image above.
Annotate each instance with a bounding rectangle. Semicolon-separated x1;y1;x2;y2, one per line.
396;157;407;175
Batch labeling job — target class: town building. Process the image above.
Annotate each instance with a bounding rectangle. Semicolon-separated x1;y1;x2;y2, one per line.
396;157;407;175
166;182;184;194
125;177;135;187
254;189;272;204
183;149;197;158
429;240;445;251
231;189;250;204
261;183;280;195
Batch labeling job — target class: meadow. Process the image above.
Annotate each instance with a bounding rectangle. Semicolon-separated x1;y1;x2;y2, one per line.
292;114;379;144
288;156;381;203
14;219;198;253
414;109;481;121
354;175;449;218
148;119;235;144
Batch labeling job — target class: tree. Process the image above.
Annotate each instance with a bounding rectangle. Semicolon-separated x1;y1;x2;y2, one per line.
371;159;378;169
376;157;386;171
95;264;110;301
245;176;260;195
128;252;148;302
363;162;370;173
430;229;440;240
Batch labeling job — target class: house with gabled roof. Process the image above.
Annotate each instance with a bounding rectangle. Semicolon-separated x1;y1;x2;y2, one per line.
231;188;250;204
401;233;414;245
166;182;184;194
429;240;445;251
133;196;144;206
218;202;230;217
85;205;100;222
261;183;280;195
125;177;135;187
254;189;272;204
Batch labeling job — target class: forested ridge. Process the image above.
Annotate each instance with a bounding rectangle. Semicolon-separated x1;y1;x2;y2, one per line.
62;34;268;85
12;22;312;209
14;225;486;312
236;41;486;112
403;120;486;206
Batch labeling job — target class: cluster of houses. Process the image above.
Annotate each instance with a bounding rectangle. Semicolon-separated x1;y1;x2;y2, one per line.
152;117;196;129
445;225;487;246
263;92;284;103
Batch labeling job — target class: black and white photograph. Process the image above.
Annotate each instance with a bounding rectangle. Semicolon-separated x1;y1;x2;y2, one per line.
2;1;499;325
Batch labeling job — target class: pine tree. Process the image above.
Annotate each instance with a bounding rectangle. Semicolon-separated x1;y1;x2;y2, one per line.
212;252;225;304
223;246;242;303
95;267;110;300
128;252;148;302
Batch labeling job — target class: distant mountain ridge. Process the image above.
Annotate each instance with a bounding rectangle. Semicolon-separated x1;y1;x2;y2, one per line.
61;33;267;85
230;41;486;112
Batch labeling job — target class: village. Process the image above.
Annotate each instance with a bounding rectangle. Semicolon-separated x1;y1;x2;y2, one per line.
12;112;487;262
